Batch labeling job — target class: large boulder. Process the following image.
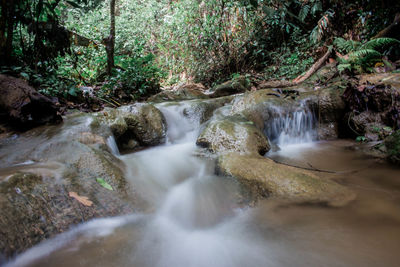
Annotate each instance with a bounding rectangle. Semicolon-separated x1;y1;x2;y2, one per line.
217;153;356;207
0;74;62;129
0;114;144;259
91;103;167;151
230;89;290;131
196;115;270;155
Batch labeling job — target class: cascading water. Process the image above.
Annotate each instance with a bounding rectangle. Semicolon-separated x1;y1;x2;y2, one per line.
265;104;316;148
4;100;400;267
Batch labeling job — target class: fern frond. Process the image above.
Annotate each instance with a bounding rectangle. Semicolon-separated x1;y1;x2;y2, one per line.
337;63;351;72
333;37;360;54
348;49;382;61
362;37;400;50
311;1;323;16
298;4;310;22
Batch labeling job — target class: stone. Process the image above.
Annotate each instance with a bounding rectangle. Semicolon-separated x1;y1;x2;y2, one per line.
207;76;250;98
217;153;356;207
196;115;270;155
92;104;167;150
0;74;62;130
148;83;209;102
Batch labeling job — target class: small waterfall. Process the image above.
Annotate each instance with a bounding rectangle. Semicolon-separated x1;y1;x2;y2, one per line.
106;135;120;156
265;105;316;147
156;102;201;144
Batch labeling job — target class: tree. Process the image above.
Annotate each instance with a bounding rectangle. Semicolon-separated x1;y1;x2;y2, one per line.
105;0;115;76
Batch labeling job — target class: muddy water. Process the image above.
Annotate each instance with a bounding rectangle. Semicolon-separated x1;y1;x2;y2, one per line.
3;103;400;267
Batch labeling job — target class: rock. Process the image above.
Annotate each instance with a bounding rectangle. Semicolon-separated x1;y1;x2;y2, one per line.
0;140;138;258
148;83;209;102
0;74;62;130
78;132;106;145
231;89;290;131
196;115;270;155
208;76;250;98
299;85;347;139
92;103;166;150
0;112;154;258
183;96;234;124
217;153;356;207
121;103;167;146
385;130;400;164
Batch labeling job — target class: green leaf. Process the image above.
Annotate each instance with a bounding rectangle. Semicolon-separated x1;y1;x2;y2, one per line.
96;178;113;190
20;72;29;79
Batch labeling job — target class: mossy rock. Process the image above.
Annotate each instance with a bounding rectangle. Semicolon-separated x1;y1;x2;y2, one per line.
208;76;251;98
91;104;167;149
196;115;270;155
217;153;356;207
148;83;209;103
385;130;400;164
183;96;234;124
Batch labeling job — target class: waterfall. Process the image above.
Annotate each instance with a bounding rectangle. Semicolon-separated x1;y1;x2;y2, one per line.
265;105;316;147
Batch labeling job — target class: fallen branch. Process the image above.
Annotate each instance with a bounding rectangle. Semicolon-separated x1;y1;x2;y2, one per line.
258;47;333;89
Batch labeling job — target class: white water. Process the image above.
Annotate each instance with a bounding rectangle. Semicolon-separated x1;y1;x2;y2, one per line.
265;104;317;157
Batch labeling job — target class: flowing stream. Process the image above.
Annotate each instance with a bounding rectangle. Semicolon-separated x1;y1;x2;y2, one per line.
3;102;400;267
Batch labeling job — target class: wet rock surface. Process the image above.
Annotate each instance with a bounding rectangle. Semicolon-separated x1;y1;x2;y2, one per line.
0;113;145;259
91;103;167;151
217;153;356;207
196;115;270;155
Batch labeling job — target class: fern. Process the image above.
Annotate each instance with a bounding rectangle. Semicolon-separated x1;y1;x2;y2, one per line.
337;63;351;72
361;37;400;50
298;4;310;22
348;49;382;61
311;1;323;16
333;38;360;54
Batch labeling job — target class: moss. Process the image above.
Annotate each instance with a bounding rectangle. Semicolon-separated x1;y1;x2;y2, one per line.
385;130;400;164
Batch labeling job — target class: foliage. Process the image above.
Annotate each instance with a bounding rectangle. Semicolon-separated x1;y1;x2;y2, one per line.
334;37;400;73
101;53;164;100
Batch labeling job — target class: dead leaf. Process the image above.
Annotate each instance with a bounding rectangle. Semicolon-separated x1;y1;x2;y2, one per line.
69;191;93;207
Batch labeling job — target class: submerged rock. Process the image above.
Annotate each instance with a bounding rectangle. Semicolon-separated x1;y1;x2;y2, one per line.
217;153;356;207
196;115;270;155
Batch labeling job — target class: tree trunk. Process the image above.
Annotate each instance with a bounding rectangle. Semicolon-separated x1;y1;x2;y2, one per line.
5;0;15;65
106;0;116;76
